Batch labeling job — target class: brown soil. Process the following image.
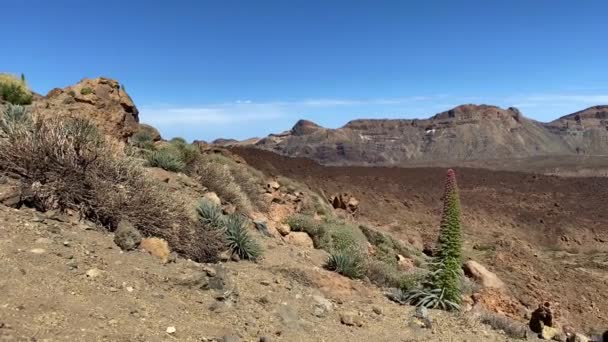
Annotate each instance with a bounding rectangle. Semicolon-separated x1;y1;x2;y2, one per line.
230;147;608;333
0;205;516;342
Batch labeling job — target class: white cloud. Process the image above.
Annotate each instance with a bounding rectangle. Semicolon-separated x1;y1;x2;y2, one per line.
140;92;608;128
140;95;440;126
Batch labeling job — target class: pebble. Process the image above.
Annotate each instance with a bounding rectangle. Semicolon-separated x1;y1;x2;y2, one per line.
29;248;46;254
166;326;176;334
339;312;362;327
85;268;102;278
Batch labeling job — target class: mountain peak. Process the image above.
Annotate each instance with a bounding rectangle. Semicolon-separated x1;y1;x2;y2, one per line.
291;119;323;136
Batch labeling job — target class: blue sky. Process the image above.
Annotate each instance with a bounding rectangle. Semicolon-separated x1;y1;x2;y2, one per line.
3;0;608;141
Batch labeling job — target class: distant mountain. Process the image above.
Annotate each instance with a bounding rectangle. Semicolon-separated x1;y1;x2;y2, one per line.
249;104;608;165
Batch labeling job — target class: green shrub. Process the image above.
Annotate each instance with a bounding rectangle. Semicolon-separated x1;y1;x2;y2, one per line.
80;87;94;95
146;148;186;172
224;213;262;260
324;251;365;279
169;140;200;172
170;137;187;144
285;214;329;248
130;130;156;150
0;73;33;105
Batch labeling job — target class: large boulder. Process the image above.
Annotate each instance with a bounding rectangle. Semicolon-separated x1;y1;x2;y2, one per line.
136;123;162;141
463;260;505;290
31;77;139;140
529;302;556;334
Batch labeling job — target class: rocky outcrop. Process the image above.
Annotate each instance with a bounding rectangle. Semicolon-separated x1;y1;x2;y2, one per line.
30;77;139;140
254;104;608;166
329;193;359;213
291;119;323;136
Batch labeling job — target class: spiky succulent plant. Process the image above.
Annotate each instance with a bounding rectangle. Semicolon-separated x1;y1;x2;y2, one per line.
224;213;262;260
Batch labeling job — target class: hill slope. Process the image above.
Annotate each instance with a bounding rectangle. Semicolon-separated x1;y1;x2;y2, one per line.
253;104;608;166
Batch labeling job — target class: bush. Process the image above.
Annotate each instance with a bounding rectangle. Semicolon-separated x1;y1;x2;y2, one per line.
285;214;329;248
146;148;186;172
80;87;94;95
1;104;31;137
170;137;187;144
224;213;262;260
168;140;200;172
478;311;527;339
365;259;422;288
130;130;156;150
0;113;223;263
191;153;267;213
324;251;365;279
0;73;33;105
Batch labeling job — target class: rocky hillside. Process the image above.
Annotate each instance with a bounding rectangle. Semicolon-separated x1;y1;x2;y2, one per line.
1;77;141;140
253;104;608;166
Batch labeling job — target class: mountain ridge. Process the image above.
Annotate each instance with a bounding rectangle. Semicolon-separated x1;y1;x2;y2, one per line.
247;104;608;165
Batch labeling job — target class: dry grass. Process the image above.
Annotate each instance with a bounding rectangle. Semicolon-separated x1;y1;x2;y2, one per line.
0;113;223;262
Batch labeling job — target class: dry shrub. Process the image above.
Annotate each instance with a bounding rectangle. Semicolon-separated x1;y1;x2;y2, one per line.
0;113;222;262
478;310;527;339
192;153;267;213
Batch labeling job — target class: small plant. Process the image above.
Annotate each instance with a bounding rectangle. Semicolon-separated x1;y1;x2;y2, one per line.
196;199;225;230
399;287;459;311
68;90;76;97
146;148;186;172
0;73;33;105
80;87;94;95
1;104;32;137
324;251;365;279
224;213;262;260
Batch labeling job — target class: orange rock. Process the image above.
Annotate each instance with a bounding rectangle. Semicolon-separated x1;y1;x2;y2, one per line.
140;237;171;263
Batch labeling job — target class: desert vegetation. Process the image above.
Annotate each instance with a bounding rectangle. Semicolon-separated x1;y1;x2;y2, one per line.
0;73;33;105
285;213;425;289
0;105;224;262
401;169;463;310
197;199;262;260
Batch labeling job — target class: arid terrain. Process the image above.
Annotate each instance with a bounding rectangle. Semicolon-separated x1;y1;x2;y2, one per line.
230;147;608;334
1;75;607;342
250;104;608;167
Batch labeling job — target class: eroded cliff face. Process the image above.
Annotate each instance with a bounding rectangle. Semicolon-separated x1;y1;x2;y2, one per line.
254;104;608;166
